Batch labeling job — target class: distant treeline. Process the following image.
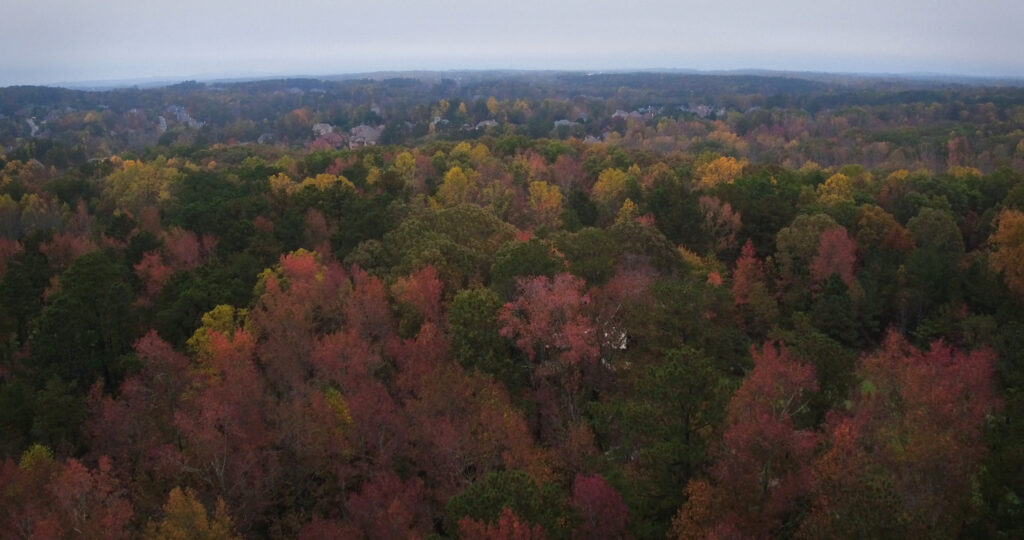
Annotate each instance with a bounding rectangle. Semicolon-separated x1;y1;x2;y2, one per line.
2;72;1023;174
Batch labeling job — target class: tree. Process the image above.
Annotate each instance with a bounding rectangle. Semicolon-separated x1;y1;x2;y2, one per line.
249;249;349;395
854;205;912;338
607;347;731;538
0;449;134;540
345;473;431;539
392;151;418;189
904;207;966;323
174;330;274;533
0;236;51;344
776;213;840;284
989;209;1024;298
490;238;566;300
297;173;355;193
499;273;598;367
799;333;1000;538
459;507;547;540
393;265;444;329
644;170;703;247
610;217;682;275
31;249;136;390
696;156;745;189
186;305;249;356
551;155;585;191
731;239;778;337
448;287;524;390
39;232;97;274
380;204;516;288
0;194;20;239
146;487;240;540
445;471;566;538
0;445;58;538
135;250;174;304
769;313;858;424
855;204;913;255
0;237;19;280
303;208;331;254
310;328;404;487
810;226;857;289
393;336;550;499
19;193;63;237
697;196;742;253
102;158;180;217
436;166;479;207
86;331;190;506
553;227;618;285
816;172;854;205
571;474;629;539
591;168;629;213
528;181;563;231
674;343;818;538
908;207;965;259
163;227;211;271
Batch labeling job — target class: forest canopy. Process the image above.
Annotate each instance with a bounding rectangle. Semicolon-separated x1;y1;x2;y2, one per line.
1;72;1023;538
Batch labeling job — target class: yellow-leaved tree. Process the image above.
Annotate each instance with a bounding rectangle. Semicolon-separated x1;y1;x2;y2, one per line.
392;151;417;188
435;166;478;207
990;209;1024;297
591;168;629;208
102;158;181;216
816;173;854;205
296;173;354;192
527;181;563;230
145;487;240;540
696;156;746;189
186;305;249;357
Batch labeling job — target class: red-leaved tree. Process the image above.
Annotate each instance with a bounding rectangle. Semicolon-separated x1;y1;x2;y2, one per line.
799;332;1000;537
810;226;857;289
571;474;629;539
674;342;818;538
459;507;547;540
499;273;599;443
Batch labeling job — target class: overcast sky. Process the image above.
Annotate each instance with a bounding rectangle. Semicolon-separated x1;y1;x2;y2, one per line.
2;0;1022;86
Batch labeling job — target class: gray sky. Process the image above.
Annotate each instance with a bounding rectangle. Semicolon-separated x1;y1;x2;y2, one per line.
2;0;1022;86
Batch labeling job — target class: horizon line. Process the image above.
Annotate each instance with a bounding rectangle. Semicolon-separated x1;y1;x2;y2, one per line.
7;66;1024;92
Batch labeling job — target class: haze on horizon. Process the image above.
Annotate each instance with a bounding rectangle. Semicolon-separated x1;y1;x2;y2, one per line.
3;0;1022;87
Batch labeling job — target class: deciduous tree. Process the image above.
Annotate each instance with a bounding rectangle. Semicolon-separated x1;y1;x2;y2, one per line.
799;333;1000;538
989;209;1024;297
810;226;857;289
674;343;818;538
571;474;629;539
146;487;239;540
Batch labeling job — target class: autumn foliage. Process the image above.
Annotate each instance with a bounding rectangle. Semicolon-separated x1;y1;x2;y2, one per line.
675;343;818;538
990;209;1024;297
810;226;857;288
0;88;1020;538
800;333;999;537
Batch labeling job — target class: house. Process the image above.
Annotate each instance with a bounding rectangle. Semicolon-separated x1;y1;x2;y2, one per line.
312;123;335;138
166;105;203;128
349;124;385;148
